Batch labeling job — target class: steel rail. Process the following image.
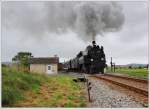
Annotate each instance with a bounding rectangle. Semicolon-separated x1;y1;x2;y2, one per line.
92;74;148;96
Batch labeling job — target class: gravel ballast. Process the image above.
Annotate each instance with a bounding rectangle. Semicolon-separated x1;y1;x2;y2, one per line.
87;78;144;108
59;72;146;107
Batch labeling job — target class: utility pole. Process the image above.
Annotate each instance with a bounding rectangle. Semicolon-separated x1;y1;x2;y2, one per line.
110;57;113;72
110;57;115;72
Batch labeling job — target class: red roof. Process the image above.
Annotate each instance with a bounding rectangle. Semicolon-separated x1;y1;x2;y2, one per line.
29;57;59;64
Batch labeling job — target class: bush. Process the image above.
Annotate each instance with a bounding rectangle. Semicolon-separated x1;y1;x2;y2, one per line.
138;66;142;69
128;66;132;69
2;86;23;105
2;67;87;107
2;67;47;106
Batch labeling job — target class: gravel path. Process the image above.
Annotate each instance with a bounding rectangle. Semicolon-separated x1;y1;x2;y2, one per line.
87;78;144;108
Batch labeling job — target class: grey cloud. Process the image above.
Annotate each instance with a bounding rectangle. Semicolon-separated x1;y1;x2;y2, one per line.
2;1;148;65
2;1;125;42
117;2;148;43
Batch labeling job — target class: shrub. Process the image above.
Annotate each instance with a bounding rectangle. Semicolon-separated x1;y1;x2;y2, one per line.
2;67;47;106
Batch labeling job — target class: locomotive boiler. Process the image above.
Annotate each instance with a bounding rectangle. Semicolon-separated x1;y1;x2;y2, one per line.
64;41;106;74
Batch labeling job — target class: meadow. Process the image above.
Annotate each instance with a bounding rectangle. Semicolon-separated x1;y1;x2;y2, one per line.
106;67;148;79
2;66;87;107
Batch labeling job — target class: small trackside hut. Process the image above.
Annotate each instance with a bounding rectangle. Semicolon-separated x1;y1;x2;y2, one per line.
29;57;59;74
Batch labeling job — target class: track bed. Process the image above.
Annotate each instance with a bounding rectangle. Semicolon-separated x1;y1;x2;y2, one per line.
92;74;148;96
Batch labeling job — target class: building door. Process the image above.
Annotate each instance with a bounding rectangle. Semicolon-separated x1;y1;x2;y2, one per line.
46;65;53;74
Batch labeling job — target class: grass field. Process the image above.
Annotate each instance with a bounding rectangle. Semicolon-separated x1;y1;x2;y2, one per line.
106;67;148;79
2;66;87;107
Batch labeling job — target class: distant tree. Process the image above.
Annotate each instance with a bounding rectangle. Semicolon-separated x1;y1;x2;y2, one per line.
138;66;142;69
12;52;33;67
128;66;132;69
2;64;7;67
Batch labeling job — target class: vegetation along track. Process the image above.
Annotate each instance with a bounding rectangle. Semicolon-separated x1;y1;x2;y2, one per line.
91;74;148;96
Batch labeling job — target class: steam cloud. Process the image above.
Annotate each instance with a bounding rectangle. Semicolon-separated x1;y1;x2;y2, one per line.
3;1;125;41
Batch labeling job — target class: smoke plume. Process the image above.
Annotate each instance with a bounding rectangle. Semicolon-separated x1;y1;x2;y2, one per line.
3;1;125;42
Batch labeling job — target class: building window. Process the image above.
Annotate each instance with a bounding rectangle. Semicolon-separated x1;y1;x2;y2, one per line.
48;65;51;70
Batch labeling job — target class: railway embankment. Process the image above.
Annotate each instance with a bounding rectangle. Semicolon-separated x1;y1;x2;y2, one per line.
87;77;146;108
93;74;148;96
2;67;87;107
61;72;148;107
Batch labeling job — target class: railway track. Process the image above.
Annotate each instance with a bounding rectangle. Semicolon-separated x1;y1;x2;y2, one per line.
91;74;148;96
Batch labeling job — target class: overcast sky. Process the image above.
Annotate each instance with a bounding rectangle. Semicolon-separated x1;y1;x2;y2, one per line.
2;1;148;65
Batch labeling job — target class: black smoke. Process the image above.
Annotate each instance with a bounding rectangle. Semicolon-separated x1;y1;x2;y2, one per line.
3;1;125;42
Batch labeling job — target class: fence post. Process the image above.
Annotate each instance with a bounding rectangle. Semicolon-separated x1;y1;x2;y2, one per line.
114;63;115;72
86;79;92;102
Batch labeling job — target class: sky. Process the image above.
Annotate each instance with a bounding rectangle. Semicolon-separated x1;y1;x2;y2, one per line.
1;1;149;65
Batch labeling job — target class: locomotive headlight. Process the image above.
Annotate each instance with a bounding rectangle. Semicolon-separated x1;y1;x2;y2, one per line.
91;59;93;61
101;58;104;60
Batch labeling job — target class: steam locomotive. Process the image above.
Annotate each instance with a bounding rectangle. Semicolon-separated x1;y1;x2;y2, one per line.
63;41;106;74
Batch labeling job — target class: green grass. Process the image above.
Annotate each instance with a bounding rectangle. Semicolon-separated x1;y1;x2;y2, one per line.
2;66;48;107
106;67;148;79
18;75;87;107
2;66;87;107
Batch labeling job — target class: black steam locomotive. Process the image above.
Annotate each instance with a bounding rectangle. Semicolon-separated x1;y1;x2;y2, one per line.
64;41;106;74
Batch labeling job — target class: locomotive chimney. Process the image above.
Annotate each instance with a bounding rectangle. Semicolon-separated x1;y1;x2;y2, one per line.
54;54;59;63
92;40;96;47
